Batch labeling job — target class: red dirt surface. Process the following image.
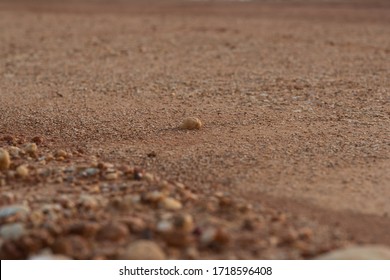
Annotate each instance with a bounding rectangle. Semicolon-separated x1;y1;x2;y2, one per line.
0;0;389;259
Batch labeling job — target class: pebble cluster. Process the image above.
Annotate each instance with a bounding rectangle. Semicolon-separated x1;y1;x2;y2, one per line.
0;135;364;259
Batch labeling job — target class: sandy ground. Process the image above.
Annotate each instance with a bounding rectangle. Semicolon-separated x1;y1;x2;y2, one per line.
0;0;389;259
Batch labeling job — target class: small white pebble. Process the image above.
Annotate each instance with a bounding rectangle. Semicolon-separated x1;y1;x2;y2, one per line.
156;220;173;233
201;228;217;245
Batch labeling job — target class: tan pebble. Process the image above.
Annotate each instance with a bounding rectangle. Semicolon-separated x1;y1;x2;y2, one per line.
105;171;119;180
25;143;38;156
55;150;67;158
315;245;390;260
159;180;174;192
143;172;155;183
121;165;134;175
173;214;194;233
96;222;129;242
175;182;186;189
214;191;224;198
159;180;171;188
0;149;11;170
159;197;182;210
180;117;203;130
29;210;44;226
120;240;165;260
89;184;100;194
180;189;198;201
111;195;138;211
144;191;165;203
16;165;29;178
45;154;54;162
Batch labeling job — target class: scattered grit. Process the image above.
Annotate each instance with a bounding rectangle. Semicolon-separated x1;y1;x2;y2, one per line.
0;134;365;260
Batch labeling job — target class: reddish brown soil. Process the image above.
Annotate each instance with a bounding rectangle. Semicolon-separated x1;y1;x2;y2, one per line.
0;0;389;259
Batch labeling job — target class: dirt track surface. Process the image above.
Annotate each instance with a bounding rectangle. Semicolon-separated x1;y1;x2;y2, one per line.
0;0;389;259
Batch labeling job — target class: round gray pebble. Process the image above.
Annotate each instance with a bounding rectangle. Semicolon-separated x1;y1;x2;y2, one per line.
0;205;29;220
0;223;26;240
